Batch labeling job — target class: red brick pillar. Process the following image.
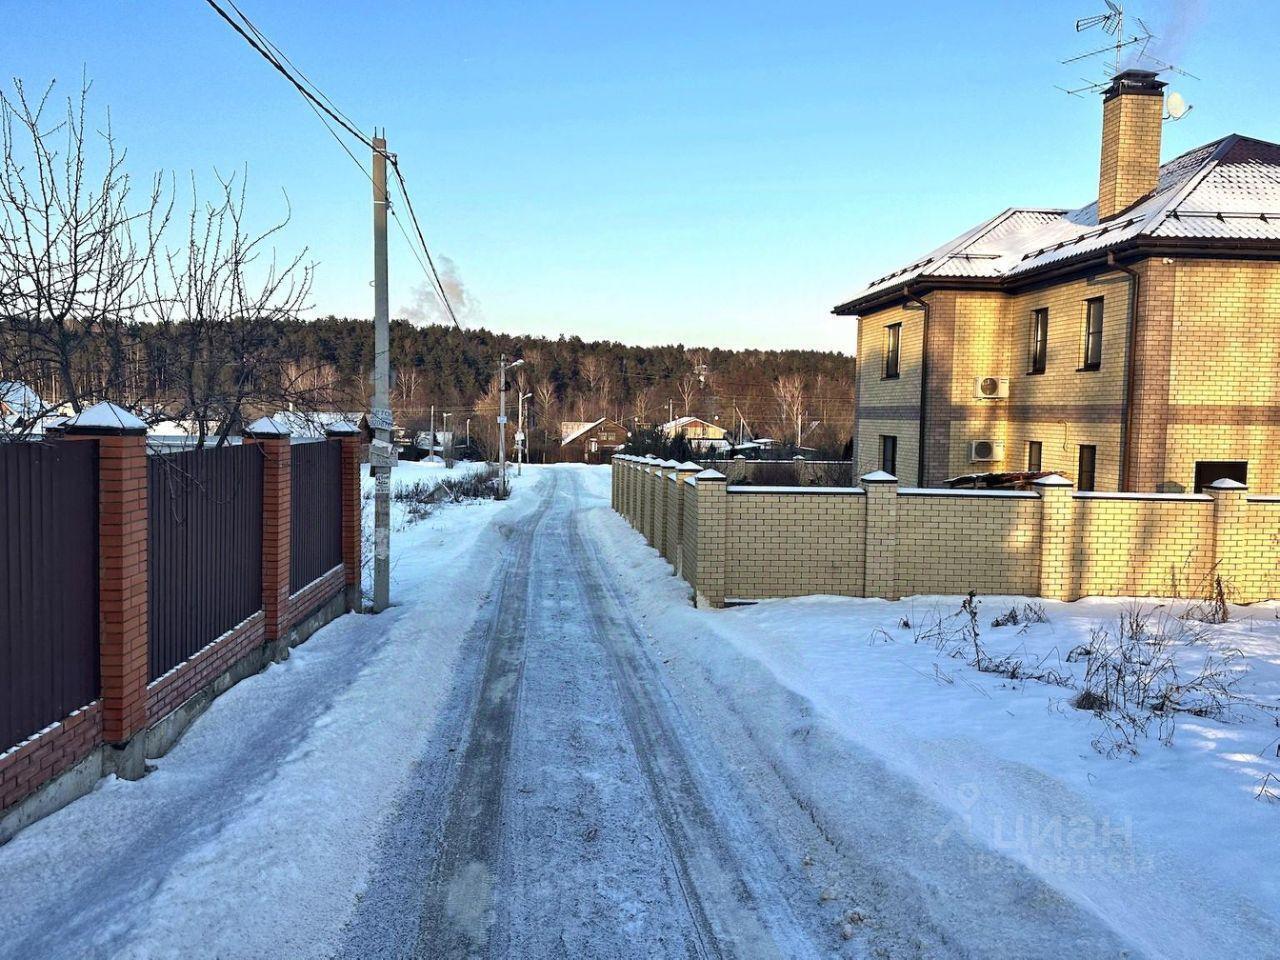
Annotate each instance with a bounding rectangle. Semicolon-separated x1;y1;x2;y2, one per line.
245;417;292;641
326;423;363;612
65;402;150;746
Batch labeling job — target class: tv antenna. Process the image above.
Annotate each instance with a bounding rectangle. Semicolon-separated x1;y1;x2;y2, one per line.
1057;1;1198;99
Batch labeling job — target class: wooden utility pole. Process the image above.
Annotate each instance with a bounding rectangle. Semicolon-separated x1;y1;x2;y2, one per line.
371;133;392;612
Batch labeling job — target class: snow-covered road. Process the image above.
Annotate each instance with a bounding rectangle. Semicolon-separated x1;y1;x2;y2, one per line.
1;464;1271;958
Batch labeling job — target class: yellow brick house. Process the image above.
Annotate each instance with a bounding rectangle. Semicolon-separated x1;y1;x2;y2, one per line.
836;69;1280;493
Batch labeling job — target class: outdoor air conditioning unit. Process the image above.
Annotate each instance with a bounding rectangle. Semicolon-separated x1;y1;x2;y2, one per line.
973;376;1010;400
970;439;1005;463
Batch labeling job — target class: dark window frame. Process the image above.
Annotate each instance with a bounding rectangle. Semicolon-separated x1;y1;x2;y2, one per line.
1027;440;1043;473
880;434;897;476
1028;308;1048;375
883;323;902;380
1077;444;1097;492
1080;297;1104;371
1193;461;1248;493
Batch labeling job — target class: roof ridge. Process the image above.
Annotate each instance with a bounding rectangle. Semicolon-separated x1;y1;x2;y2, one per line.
1144;134;1241;235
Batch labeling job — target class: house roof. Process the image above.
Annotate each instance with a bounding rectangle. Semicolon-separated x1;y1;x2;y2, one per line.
660;415;723;432
0;381;42;419
272;410;366;437
834;134;1280;314
561;418;616;446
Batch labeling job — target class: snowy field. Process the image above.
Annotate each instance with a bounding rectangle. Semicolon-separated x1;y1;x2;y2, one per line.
580;467;1280;958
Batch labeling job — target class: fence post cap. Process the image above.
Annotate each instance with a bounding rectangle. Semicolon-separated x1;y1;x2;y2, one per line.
792;455;806;461
660;459;681;468
677;461;702;471
860;470;897;484
1032;473;1074;488
324;420;361;437
1208;478;1248;491
65;401;146;436
695;468;726;481
245;415;291;439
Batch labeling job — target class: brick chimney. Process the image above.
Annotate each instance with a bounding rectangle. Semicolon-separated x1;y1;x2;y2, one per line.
1097;69;1166;221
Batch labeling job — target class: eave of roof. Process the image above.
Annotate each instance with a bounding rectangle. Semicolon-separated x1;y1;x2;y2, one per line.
833;134;1280;316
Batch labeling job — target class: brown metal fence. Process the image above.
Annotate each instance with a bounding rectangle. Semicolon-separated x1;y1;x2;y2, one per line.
290;439;343;593
148;444;263;680
0;440;99;751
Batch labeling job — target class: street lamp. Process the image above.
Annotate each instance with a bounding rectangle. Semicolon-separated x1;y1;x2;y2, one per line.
517;392;532;475
498;356;524;496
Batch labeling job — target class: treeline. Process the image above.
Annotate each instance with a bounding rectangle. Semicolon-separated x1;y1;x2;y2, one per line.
12;315;856;456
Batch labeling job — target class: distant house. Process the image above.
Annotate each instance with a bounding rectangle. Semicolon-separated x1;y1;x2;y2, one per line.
659;415;730;453
0;382;47;432
561;417;627;464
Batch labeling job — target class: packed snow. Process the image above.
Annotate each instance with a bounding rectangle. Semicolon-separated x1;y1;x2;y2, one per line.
1;462;1276;959
578;467;1280;958
0;461;541;958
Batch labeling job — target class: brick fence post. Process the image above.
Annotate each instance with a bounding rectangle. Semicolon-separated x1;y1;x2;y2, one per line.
653;460;678;550
64;402;150;756
627;457;638;526
671;461;701;569
861;470;899;600
1034;474;1076;601
1208;478;1249;600
693;469;727;608
624;457;636;527
245;416;292;641
327;422;363;612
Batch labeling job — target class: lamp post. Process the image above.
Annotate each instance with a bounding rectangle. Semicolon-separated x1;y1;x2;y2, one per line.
441;411;452;465
498;356;524;497
517;391;532;475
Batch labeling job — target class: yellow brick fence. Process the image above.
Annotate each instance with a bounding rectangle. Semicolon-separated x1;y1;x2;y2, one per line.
612;455;1280;608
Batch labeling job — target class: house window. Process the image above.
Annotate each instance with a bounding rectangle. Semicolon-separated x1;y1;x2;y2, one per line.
1081;298;1103;370
1029;308;1048;374
1027;440;1042;472
1194;461;1248;493
880;435;897;475
1077;445;1097;492
883;323;901;379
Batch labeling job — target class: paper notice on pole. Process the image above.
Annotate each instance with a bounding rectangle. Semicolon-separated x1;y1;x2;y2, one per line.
497;415;508;425
370;407;393;431
515;431;525;442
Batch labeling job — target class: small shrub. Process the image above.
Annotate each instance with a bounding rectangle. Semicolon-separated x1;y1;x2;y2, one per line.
1074;604;1245;755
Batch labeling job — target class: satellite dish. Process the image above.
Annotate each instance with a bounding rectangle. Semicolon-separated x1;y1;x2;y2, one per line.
1165;90;1192;120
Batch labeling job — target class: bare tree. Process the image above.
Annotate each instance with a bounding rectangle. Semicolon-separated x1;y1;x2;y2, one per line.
773;373;806;446
143;171;328;446
0;77;168;431
676;372;700;417
394;364;422;407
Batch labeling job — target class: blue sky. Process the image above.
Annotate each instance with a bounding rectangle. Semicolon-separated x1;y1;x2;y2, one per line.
3;1;1275;351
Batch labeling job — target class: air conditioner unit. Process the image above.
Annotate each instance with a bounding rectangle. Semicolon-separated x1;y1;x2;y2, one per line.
973;376;1010;400
970;439;1005;463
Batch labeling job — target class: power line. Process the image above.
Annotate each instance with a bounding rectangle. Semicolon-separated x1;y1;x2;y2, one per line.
388;162;461;330
202;0;463;330
202;0;371;148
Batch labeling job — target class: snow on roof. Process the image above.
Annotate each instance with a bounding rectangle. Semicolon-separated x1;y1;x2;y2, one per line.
561;418;607;446
67;401;146;432
660;415;722;432
836;135;1280;312
247;415;290;437
273;410;366;437
0;381;42;418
